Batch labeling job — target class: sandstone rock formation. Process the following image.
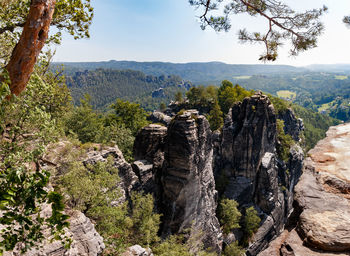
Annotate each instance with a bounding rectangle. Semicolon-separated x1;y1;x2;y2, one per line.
259;123;350;256
148;110;172;125
134;112;223;253
215;92;304;255
160;110;222;252
83;145;140;198
4;209;105;256
278;108;304;142
122;245;153;256
135;93;304;255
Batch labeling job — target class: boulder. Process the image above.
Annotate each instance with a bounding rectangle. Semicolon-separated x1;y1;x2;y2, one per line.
122;245;153;256
5;210;105;256
148;111;172;126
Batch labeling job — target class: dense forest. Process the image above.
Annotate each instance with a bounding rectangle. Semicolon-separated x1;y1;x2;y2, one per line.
231;73;350;121
65;69;191;111
57;61;350;122
52;61;306;84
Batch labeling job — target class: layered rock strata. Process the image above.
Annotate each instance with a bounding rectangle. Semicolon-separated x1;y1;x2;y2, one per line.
4;208;105;256
135;93;304;255
161;110;222;252
215;92;304;255
259;123;350;255
134;112;223;252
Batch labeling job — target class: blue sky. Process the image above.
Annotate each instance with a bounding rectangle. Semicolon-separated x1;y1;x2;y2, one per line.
53;0;350;66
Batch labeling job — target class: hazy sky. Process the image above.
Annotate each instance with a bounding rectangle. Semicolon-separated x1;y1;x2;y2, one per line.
53;0;350;66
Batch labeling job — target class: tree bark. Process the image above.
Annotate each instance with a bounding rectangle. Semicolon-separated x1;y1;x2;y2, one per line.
4;0;56;96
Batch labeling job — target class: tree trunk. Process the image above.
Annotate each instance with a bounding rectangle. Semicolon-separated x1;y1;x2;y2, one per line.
4;0;56;96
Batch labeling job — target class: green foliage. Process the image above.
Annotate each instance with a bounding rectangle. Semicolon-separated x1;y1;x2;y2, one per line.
58;156;135;253
95;123;135;162
0;0;93;52
223;241;245;256
276;119;295;162
153;235;192;256
292;104;340;151
186;85;217;109
218;81;253;114
243;207;261;239
65;69;189;111
63;96;136;161
189;0;326;61
130;192;161;246
152;234;216;256
208;100;224;131
64;94;104;143
218;199;241;235
108;99;150;136
0;68;70;253
175;91;183;103
59;156;120;214
159;102;167;111
269;95;290;115
58;155;161;252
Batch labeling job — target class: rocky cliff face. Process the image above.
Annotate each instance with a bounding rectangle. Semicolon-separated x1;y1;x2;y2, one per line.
134;92;304;255
259;123;350;256
9;209;105;256
134;111;223;252
7;142;145;256
160;110;222;252
214;92;304;255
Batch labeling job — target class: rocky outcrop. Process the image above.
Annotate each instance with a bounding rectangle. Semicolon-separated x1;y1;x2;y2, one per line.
136;93;304;255
259;123;350;255
278;108;304;142
160;110;222;252
133;124;167;163
152;88;165;98
84;145;140;198
215;92;304;255
5;209;105;256
122;245;153;256
148;111;172;126
135;111;222;252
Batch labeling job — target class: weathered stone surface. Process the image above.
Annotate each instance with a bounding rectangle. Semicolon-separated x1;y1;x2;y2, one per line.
160;110;222;252
259;229;350;256
84;145;139;197
132;160;155;194
5;209;105;256
149;111;172;125
122;245;153;256
133;124;167;163
220;92;277;181
260;123;350;255
278;108;304;142
215;92;304;255
294;124;350;252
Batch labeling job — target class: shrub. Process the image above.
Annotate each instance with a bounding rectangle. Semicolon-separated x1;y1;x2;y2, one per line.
243;207;261;239
276;119;295;162
224;241;245;256
218;199;242;235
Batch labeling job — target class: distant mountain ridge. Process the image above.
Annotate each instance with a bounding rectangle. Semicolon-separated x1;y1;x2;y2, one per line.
53;60;307;84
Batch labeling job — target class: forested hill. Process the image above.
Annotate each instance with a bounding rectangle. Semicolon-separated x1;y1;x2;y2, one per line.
54;60;306;84
66;69;191;110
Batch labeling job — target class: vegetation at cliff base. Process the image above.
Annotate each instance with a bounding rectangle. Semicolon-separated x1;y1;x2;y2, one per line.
218;199;241;235
243;207;261;240
276;119;295;162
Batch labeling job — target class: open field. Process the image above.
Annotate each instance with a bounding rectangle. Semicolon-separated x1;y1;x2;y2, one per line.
277;90;296;100
233;75;252;79
335;75;348;80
